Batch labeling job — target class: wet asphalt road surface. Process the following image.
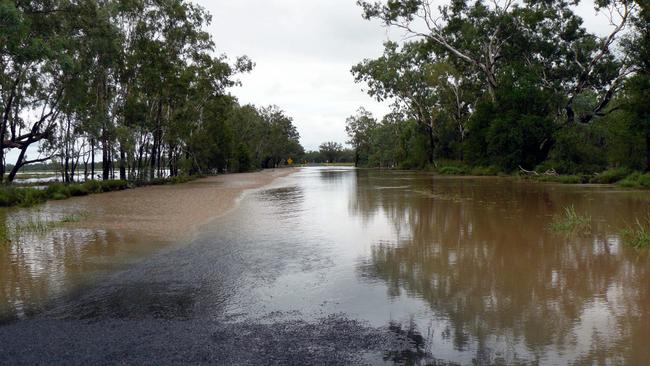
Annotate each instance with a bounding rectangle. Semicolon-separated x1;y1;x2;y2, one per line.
0;179;438;366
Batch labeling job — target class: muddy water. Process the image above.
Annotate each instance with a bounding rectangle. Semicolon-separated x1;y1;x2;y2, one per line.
2;167;650;365
214;167;650;364
0;205;163;321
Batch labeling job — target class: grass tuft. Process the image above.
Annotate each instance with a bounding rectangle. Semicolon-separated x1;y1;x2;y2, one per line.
1;212;88;244
550;205;592;235
621;219;650;249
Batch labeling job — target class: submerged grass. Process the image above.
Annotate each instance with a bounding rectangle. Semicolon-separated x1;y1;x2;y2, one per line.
1;212;88;244
621;219;650;249
551;205;592;235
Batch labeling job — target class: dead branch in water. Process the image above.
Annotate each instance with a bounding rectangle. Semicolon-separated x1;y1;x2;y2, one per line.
519;166;558;176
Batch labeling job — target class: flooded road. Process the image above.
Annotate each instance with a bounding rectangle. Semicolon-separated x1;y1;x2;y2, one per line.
1;167;650;365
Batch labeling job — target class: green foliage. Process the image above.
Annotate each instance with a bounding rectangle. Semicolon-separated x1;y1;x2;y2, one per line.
69;184;90;197
438;166;467;175
398;131;429;170
346;108;377;166
550;206;592;235
319;142;345;163
1;0;303;183
0;188;47;207
531;175;588;184
619;173;650;188
601;110;646;170
621;219;650;249
0;180;129;207
469;166;500;176
234;144;253;172
146;176;197;186
543;125;607;174
591;168;632;184
352;0;649;178
465;85;555;172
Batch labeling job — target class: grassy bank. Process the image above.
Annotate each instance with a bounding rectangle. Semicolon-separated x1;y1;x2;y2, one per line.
523;170;650;188
429;162;650;189
0;175;198;208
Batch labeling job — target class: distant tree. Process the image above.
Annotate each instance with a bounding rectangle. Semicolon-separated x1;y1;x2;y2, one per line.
302;150;325;164
345;108;377;166
319;141;344;163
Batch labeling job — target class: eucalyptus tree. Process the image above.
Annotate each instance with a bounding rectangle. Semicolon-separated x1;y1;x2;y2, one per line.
345;107;377;166
352;41;441;163
357;0;637;125
0;0;71;182
319;141;344;163
1;0;301;183
620;0;650;170
258;105;303;168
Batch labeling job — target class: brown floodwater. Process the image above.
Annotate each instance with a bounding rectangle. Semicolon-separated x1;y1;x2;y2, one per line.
222;168;650;364
1;167;650;364
0;205;163;320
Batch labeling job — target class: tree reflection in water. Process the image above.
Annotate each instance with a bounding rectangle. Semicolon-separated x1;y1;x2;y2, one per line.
0;207;156;323
351;170;650;364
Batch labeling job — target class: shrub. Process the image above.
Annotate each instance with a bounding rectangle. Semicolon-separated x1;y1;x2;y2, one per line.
466;84;555;172
99;180;129;192
0;188;19;207
146;176;195;186
531;175;588;184
619;173;650;188
590;167;631;184
470;166;499;176
51;192;68;200
545;124;607;174
46;183;70;198
18;189;47;207
438;166;467;175
68;184;89;197
82;180;102;193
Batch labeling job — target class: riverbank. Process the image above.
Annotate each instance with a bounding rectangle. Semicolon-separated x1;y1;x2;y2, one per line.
421;162;650;189
0;175;203;208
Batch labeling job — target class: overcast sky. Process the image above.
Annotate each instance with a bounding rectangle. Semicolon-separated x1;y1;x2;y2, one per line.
194;0;614;152
195;0;394;152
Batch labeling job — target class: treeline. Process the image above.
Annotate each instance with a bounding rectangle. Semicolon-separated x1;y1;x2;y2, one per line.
302;142;355;164
348;0;649;175
1;0;303;184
